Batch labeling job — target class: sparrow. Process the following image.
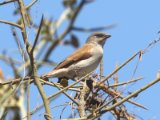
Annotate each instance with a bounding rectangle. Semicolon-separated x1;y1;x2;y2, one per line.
42;32;111;86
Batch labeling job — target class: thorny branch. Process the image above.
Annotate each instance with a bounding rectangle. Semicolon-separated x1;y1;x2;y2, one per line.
17;0;52;119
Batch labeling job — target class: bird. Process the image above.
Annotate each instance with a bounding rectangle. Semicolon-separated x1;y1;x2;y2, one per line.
42;32;111;86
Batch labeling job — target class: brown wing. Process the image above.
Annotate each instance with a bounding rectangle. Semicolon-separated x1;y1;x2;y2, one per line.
55;44;93;70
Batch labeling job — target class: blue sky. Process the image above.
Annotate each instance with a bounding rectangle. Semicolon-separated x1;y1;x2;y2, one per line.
1;0;160;119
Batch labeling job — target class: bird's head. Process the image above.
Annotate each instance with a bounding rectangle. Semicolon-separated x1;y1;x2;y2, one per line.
86;32;111;46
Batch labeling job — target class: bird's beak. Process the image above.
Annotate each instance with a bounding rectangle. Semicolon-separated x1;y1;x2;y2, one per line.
102;34;111;43
104;34;111;39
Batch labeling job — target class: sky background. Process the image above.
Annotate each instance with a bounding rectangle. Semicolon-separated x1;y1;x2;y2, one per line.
0;0;160;120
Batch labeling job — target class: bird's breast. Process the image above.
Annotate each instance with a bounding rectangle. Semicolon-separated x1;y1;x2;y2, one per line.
68;45;103;77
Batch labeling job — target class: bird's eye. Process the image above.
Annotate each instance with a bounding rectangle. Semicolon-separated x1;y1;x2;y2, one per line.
95;34;104;38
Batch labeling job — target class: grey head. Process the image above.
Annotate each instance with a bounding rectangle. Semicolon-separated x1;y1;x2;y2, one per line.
86;32;111;46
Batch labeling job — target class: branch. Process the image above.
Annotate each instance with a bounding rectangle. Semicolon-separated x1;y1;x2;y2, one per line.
26;0;38;9
109;77;143;87
78;82;88;118
101;75;160;113
11;27;28;61
17;0;31;47
99;83;147;110
50;80;79;106
26;74;91;117
0;0;16;5
17;0;52;119
95;96;119;113
88;74;160;119
0;20;22;29
0;77;80;92
31;15;44;54
27;78;31;120
100;59;103;81
47;73;90;100
96;51;141;86
0;76;31;86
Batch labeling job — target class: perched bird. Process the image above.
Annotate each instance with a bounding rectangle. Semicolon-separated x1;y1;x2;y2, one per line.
42;32;111;86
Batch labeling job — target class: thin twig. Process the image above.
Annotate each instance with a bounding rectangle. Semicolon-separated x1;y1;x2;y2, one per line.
17;0;30;46
0;77;80;92
27;78;31;120
27;74;91;116
96;51;141;86
11;27;27;79
26;0;38;9
31;15;44;54
48;73;90;100
100;76;160;113
47;80;79;106
40;80;80;92
99;83;147;110
0;76;30;86
95;96;119;112
113;64;119;90
110;77;143;87
0;0;16;5
17;0;52;119
0;20;22;29
100;59;103;81
11;27;28;61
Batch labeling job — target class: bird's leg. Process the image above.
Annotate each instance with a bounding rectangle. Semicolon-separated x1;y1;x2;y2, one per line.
58;77;68;87
40;75;49;82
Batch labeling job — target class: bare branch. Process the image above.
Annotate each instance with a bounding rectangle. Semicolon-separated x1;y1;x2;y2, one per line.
0;0;16;5
47;73;90;100
78;82;88;118
26;0;38;9
27;78;31;120
31;15;44;54
110;77;143;87
99;83;147;110
0;76;31;86
11;27;28;61
97;51;141;86
100;59;103;81
0;20;22;29
17;0;52;119
50;80;79;106
100;76;160;113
